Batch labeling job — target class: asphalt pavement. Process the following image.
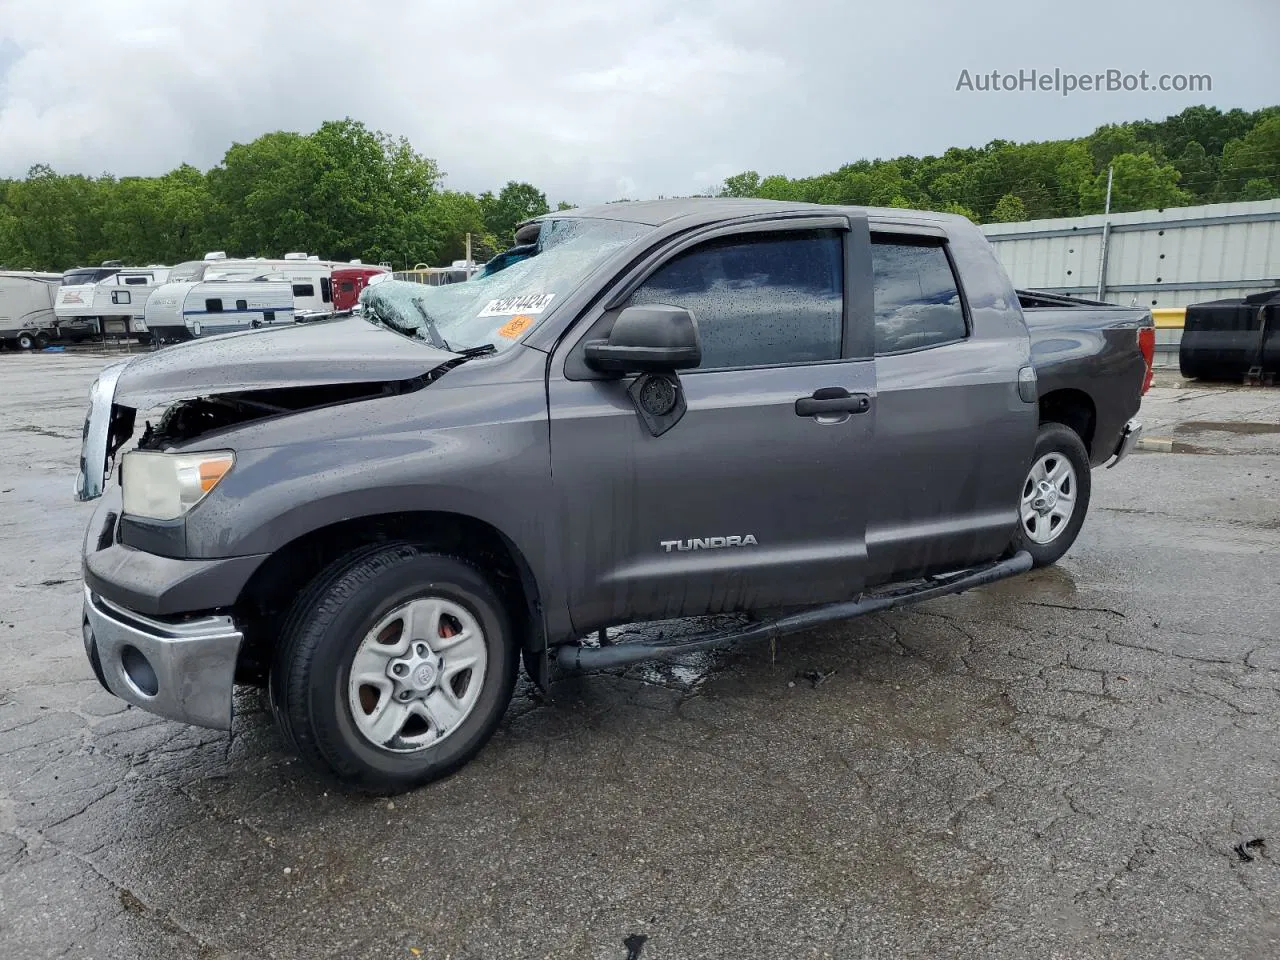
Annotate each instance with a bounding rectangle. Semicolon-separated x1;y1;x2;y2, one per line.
1;354;1278;960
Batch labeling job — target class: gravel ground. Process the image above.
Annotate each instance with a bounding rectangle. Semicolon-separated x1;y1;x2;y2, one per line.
1;355;1278;960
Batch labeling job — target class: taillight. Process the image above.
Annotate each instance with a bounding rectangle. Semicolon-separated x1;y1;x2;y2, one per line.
1138;327;1155;395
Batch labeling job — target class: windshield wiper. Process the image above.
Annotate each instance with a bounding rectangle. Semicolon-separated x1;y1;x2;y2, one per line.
411;297;450;351
454;343;497;359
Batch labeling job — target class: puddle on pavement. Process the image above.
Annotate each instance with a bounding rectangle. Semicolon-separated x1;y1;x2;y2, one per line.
12;424;76;440
1017;564;1078;602
626;650;723;690
1175;421;1280;437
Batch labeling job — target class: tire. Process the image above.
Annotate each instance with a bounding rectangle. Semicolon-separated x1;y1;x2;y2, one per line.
16;332;35;350
269;544;519;792
1010;422;1092;568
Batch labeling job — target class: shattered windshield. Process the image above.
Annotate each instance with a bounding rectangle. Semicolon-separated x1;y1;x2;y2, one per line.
360;217;650;353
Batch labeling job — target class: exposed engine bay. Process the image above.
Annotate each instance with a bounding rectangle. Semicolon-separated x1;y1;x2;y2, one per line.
103;359;471;480
135;381;405;450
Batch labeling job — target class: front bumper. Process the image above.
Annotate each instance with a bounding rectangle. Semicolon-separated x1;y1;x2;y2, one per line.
82;587;243;730
1106;418;1144;469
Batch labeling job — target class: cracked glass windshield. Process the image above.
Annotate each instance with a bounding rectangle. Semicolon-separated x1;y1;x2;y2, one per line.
360;217;651;352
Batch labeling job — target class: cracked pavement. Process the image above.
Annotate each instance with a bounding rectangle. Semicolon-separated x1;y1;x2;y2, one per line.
1;356;1278;959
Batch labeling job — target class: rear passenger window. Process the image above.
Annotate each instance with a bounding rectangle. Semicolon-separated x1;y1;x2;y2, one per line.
871;239;967;354
627;230;843;370
204;298;223;313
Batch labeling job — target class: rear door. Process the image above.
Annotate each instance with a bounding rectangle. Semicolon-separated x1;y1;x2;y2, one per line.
866;226;1037;579
548;215;878;633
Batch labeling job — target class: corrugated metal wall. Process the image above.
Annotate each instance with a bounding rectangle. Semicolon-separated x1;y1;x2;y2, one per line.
982;199;1280;309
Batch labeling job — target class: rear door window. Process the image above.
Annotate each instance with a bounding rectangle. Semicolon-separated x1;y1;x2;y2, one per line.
870;239;967;354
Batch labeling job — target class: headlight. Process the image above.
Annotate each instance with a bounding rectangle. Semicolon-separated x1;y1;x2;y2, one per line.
121;451;235;521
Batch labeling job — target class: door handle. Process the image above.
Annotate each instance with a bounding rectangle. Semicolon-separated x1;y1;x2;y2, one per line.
795;387;871;417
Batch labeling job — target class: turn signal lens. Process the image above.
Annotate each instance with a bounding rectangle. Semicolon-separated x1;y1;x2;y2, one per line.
198;457;233;492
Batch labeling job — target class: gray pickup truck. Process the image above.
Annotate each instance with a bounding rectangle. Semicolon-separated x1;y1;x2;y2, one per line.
75;200;1152;791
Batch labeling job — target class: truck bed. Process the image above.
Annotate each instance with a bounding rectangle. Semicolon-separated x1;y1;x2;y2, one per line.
1016;289;1153;466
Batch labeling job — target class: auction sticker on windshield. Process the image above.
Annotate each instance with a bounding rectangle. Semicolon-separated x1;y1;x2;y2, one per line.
478;293;556;317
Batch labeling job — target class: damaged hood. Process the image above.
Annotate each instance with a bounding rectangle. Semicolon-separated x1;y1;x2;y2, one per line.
113;316;460;409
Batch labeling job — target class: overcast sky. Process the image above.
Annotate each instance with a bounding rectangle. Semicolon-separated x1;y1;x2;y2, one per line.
0;0;1275;203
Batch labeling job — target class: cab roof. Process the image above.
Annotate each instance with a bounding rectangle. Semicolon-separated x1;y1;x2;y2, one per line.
549;197;964;229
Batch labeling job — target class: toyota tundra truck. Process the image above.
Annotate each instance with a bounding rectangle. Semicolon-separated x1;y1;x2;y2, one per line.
75;200;1152;791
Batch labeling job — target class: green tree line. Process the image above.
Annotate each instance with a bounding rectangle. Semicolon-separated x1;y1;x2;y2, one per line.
2;106;1277;272
0;118;558;272
719;104;1280;222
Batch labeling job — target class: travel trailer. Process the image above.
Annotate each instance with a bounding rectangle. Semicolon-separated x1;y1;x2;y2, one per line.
146;253;382;338
144;270;297;343
0;271;60;349
53;264;126;340
54;266;170;342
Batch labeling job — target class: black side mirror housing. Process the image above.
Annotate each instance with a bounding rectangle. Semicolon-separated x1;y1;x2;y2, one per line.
584;305;701;375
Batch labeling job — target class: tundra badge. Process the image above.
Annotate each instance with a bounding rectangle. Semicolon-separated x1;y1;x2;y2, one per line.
661;535;758;553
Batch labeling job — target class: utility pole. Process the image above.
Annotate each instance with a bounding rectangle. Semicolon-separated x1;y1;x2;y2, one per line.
1095;164;1114;301
465;232;472;270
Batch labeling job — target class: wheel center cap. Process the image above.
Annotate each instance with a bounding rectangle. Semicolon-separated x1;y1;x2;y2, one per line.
1033;480;1058;514
412;663;436;688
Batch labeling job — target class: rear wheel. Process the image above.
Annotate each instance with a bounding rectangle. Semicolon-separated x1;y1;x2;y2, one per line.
1010;422;1091;568
270;545;519;792
15;331;35;350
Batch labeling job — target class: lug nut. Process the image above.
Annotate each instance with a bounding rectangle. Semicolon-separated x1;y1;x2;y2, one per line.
399;691;412;701
392;663;408;676
415;644;427;656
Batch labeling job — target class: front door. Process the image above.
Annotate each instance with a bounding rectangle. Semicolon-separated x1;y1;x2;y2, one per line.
548;219;877;633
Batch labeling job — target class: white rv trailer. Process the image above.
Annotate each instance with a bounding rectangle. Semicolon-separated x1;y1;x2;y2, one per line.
144;270;298;342
274;253;340;317
0;271;61;349
198;251;344;314
51;265;124;341
145;252;363;340
54;266;170;342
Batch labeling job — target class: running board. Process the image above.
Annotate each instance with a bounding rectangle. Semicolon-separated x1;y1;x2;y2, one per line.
555;551;1034;671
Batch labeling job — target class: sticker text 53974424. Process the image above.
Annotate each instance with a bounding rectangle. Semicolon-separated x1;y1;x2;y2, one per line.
478;293;556;318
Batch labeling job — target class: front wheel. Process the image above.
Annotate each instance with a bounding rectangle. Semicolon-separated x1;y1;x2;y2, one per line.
270;545;519;792
15;331;35;350
1010;422;1092;568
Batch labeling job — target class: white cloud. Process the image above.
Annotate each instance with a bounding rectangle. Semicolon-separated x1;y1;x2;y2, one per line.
0;0;1276;202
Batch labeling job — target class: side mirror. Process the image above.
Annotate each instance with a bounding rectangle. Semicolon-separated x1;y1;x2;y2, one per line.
584;305;701;375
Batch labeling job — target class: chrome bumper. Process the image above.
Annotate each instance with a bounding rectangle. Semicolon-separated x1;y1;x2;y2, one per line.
1106;418;1144;469
81;587;243;730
